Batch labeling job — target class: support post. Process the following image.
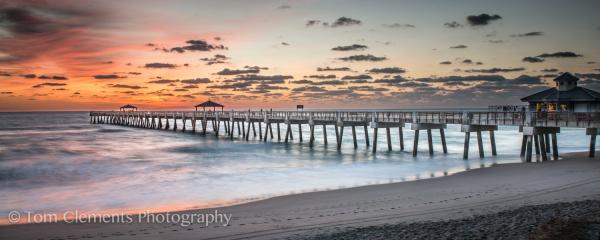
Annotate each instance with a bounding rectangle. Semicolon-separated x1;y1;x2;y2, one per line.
463;132;470;160
440;128;447;154
427;129;433;155
323;125;328;144
477;130;484;158
399;127;404;150
489;130;497;156
372;128;378;153
413;130;419;157
364;125;370;147
520;135;527;157
526;135;533;163
551;133;558;160
386;127;392;151
352;126;357;148
337;126;344;150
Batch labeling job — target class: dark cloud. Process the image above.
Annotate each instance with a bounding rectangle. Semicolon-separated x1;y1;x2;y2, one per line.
488;40;504;44
382;23;415;28
367;67;406;74
466;14;502;26
541;68;559;73
281;42;289;46
234;74;293;84
331;44;368;51
200;54;229;65
306;74;337;79
207;82;252;90
38;75;68;80
32;82;67;88
276;4;291;10
373;75;406;85
148;79;179;84
0;2;108;65
94;74;124;79
465;67;525;73
305;20;321;27
1;91;13;94
449;45;467;49
537;52;583;58
462;59;473;64
291;86;326;92
21;74;36;78
216;68;260;75
341;75;372;80
308;80;346;86
331;17;362;27
522;57;544;63
511;32;543;37
444;21;463;28
440;61;452;65
180;78;211;84
169;40;227;53
348;86;389;92
109;84;145;89
338;54;387;62
291;79;314;84
128;72;142;75
145;63;177;68
317;66;351;72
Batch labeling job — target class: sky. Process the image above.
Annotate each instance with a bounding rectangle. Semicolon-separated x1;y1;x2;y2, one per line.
0;0;599;111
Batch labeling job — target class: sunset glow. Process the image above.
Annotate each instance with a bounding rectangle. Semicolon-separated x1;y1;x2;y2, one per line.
1;0;599;111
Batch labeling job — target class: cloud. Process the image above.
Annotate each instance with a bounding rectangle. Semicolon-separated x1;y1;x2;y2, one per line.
382;23;415;28
308;80;346;86
465;67;525;73
32;82;67;88
21;74;36;78
281;42;289;46
537;51;583;58
331;17;362;27
200;54;229;65
373;75;406;85
317;67;351;71
449;45;467;49
348;86;389;92
305;20;321;27
1;91;13;94
234;74;293;84
128;72;142;75
462;59;473;64
338;54;387;62
440;61;452;65
207;82;252;90
488;40;504;44
291;86;326;92
276;4;291;10
38;75;68;80
466;14;502;26
522;57;545;63
148;79;179;84
306;74;337;79
331;44;368;51
169;40;227;53
145;63;177;68
341;75;372;80
541;68;559;73
511;32;543;37
93;74;123;79
216;68;260;75
109;84;145;89
181;78;211;84
444;21;463;28
367;67;406;74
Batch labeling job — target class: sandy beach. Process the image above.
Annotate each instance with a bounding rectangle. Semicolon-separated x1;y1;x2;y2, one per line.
1;151;599;240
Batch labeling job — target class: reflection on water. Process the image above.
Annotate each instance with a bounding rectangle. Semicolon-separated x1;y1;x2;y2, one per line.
0;112;591;221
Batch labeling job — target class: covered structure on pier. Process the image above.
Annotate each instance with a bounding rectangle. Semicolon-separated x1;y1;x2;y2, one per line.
195;100;224;112
119;104;138;111
521;72;600;112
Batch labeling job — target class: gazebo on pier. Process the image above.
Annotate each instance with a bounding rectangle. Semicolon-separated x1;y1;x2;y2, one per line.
120;104;138;111
521;72;600;112
195;100;224;112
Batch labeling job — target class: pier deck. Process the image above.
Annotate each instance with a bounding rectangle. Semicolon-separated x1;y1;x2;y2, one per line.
90;110;600;160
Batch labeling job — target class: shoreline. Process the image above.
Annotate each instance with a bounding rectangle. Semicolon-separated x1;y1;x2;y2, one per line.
1;151;599;239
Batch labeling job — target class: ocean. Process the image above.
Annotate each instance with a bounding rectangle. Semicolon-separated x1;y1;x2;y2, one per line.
0;112;592;223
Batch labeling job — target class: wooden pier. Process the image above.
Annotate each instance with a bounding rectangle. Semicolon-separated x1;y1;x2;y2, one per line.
90;110;600;161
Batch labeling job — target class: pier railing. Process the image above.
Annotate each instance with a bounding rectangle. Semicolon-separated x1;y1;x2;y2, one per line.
89;111;600;128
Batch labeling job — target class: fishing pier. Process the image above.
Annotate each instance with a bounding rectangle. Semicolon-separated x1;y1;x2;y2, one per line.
89;110;600;161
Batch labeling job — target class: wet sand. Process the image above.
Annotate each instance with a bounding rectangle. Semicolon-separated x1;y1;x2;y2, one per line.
1;151;599;240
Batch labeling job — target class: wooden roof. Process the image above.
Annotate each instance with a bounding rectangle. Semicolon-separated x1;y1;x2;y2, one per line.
195;100;224;108
120;104;137;108
521;87;600;102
